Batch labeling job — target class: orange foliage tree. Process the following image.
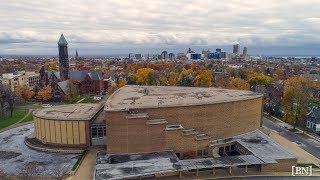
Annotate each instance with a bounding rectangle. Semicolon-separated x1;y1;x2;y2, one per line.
15;86;35;103
37;86;53;102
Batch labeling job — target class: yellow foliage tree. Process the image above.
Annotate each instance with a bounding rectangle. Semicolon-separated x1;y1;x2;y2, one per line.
37;86;53;102
247;71;272;86
136;68;155;85
118;79;128;87
169;72;179;86
195;70;213;87
158;75;168;86
227;77;250;90
283;76;312;129
46;62;59;71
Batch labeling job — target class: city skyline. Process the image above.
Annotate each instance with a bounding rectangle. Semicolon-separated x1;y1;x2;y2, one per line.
1;0;320;55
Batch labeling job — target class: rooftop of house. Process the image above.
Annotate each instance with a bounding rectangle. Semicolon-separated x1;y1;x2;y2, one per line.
307;107;320;124
33;103;103;121
105;85;262;111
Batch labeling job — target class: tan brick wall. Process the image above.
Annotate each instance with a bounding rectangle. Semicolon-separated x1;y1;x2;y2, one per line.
107;97;263;154
261;159;297;172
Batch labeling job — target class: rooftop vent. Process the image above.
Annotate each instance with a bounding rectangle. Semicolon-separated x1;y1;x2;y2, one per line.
165;124;183;131
146;119;168;125
243;137;268;144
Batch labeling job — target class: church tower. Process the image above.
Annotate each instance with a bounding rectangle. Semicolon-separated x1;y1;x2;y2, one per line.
75;49;79;60
58;34;69;81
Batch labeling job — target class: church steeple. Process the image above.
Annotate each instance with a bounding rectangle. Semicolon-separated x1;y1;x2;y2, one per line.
58;34;69;81
58;34;68;45
75;49;79;60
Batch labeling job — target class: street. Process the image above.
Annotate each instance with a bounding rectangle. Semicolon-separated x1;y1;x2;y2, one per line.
262;117;320;160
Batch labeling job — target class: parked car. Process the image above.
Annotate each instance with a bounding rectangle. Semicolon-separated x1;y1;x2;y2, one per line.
93;96;102;101
42;104;52;108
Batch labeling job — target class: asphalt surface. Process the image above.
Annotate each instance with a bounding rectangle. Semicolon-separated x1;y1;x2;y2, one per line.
262;117;320;160
220;177;319;180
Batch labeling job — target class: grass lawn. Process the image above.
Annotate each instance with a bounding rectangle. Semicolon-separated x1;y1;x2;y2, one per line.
79;97;98;103
0;109;28;129
297;163;320;168
20;110;34;123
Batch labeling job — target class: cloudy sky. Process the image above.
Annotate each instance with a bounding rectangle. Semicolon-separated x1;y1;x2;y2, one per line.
1;0;320;56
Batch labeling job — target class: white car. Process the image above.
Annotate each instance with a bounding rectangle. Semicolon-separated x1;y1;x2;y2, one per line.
42;104;52;108
93;96;102;101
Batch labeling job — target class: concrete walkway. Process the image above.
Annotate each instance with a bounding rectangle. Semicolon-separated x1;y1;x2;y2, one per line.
67;147;103;180
0;109;33;133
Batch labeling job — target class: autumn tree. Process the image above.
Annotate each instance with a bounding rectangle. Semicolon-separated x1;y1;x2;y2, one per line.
195;70;213;87
128;74;138;85
226;77;250;90
37;85;53;102
247;71;272;87
283;76;312;130
178;68;194;86
158;75;168;86
169;72;179;86
46;62;59;71
117;79;128;88
65;80;80;104
15;86;35;111
214;75;228;88
136;68;156;85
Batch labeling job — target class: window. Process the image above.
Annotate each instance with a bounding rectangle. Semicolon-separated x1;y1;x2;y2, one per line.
91;126;106;138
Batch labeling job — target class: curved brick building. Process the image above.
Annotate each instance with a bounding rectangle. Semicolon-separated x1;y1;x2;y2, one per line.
33;103;104;147
105;85;263;156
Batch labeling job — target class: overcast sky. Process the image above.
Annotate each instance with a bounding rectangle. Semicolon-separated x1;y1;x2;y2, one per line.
1;0;320;56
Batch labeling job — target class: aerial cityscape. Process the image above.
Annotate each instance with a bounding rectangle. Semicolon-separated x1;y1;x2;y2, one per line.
0;0;320;180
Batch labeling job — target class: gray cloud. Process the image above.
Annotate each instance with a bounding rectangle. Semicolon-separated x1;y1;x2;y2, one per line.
1;0;320;55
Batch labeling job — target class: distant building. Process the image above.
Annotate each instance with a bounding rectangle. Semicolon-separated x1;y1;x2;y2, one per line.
306;107;320;133
36;35;105;101
168;53;175;60
1;71;40;91
187;48;195;53
233;44;240;55
161;51;168;60
187;53;202;60
135;54;142;60
58;34;69;81
221;52;227;59
202;49;211;59
243;47;248;55
177;53;187;60
208;49;222;59
129;53;135;60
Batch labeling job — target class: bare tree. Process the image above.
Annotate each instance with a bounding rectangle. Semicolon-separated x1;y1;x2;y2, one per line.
18;163;44;180
0;84;16;119
49;165;70;180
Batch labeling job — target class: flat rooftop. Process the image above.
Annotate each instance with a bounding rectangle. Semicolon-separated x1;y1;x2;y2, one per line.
94;130;297;180
33;103;103;121
105;85;262;111
209;130;297;163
